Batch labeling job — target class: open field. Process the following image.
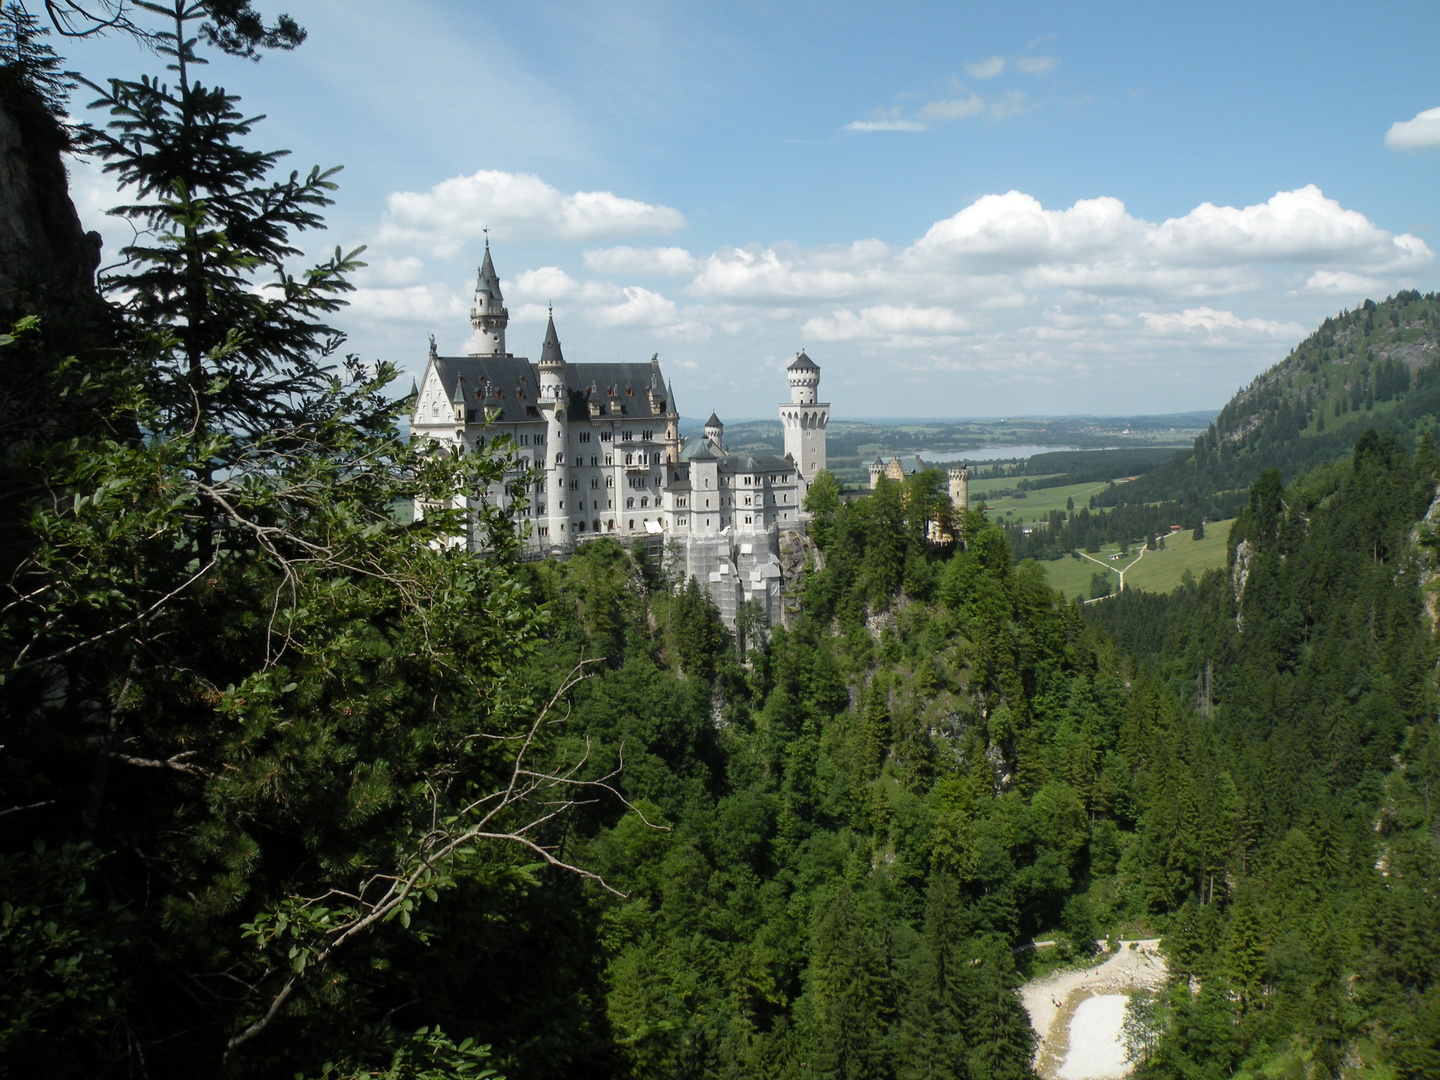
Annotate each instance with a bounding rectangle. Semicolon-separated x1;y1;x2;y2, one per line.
1034;520;1235;600
982;480;1115;524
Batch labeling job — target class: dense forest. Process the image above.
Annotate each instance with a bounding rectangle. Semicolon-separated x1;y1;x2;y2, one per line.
3;7;1439;1080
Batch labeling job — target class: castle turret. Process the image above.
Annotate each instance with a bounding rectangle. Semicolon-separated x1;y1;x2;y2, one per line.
779;351;829;496
948;463;970;512
538;308;566;401
869;456;885;489
468;238;509;356
704;411;724;454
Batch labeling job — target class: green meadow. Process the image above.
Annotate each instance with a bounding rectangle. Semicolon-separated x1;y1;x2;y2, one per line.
1032;518;1235;601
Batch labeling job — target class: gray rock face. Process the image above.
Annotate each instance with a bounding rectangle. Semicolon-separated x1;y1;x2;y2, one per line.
0;91;104;330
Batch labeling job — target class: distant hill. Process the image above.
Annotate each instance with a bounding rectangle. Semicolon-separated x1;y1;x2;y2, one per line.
1003;290;1440;563
1096;289;1440;513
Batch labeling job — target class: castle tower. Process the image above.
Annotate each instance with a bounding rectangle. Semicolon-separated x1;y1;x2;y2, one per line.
948;463;970;512
538;311;569;543
779;351;829;492
538;308;566;401
704;411;724;454
869;456;885;489
468;238;509;356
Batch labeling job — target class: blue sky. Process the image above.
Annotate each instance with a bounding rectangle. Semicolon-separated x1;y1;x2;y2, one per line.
63;1;1440;419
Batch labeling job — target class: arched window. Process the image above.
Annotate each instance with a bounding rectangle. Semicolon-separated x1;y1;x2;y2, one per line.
625;453;633;465
605;477;614;488
640;497;649;508
576;521;586;532
626;497;635;509
628;519;635;529
555;453;563;465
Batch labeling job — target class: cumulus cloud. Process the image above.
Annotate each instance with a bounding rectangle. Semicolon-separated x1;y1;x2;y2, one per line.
350;175;1434;417
1015;55;1058;75
378;170;686;254
844;117;927;132
582;246;699;276
1385;106;1440;151
589;286;679;328
965;56;1005;79
1305;269;1384;294
803;305;970;342
1138;307;1305;340
917;95;986;122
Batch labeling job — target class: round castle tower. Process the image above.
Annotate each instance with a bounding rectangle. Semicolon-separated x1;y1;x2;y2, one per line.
468;238;509;356
779;351;829;493
948;463;970;512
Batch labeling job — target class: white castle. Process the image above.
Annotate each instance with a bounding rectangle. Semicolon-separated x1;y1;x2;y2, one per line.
411;242;829;625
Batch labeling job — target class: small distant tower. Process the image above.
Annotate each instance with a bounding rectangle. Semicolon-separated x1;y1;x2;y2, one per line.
869;456;885;489
704;411;724;454
468;237;509;356
948;463;970;512
780;351;829;492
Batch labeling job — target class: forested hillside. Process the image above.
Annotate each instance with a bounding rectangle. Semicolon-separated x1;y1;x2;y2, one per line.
1004;291;1440;564
3;8;1439;1080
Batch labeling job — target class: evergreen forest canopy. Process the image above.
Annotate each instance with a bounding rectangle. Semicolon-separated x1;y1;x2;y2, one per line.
1;9;1439;1080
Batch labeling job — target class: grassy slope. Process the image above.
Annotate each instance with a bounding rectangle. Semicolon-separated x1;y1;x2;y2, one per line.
1034;519;1235;601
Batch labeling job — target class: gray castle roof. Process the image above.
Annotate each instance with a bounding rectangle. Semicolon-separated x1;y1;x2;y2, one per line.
788;351;819;372
705;411;723;428
539;314;564;366
475;242;503;303
425;353;672;424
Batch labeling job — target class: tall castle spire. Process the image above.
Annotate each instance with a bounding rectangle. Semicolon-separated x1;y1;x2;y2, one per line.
468;234;509;356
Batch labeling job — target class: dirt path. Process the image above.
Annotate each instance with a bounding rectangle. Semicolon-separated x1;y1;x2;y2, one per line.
1021;940;1167;1079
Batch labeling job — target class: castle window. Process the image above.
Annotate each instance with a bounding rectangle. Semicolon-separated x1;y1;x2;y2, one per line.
626;387;634;396
640;497;649;508
628;519;635;529
555;453;563;465
591;456;598;466
431;403;438;416
679;517;687;526
626;498;635;509
607;520;615;530
622;430;633;442
625;453;633;465
607;499;613;508
576;521;586;532
745;516;752;524
642;429;653;440
605;454;613;465
579;431;591;443
678;497;687;507
600;430;612;441
606;477;614;488
539;526;549;537
569;478;578;490
591;478;599;488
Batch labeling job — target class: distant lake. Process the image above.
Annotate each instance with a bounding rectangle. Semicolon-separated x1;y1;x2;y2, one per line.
916;444;1101;463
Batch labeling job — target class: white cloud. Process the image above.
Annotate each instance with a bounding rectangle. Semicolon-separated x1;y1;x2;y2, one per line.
1015;55;1058;75
346;172;1435;418
582;246;699;276
1305;270;1384;294
378;169;686;255
1138;307;1304;340
917;95;986;122
844;117;927;132
965;56;1005;79
348;284;468;325
803;305;970;342
589;286;679;328
1385;106;1440;151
